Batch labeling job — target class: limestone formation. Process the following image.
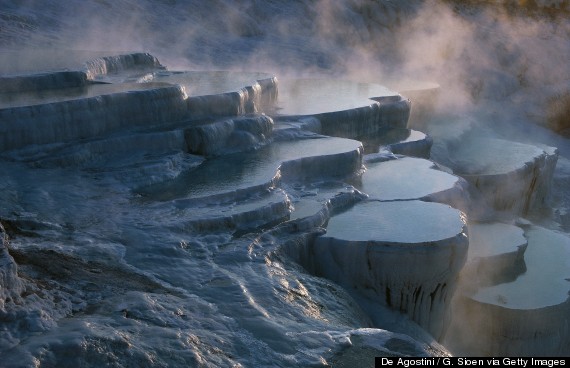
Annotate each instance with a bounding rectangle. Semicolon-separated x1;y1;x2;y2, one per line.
308;201;468;340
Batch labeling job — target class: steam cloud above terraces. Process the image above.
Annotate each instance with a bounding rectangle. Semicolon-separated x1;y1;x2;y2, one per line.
1;0;569;130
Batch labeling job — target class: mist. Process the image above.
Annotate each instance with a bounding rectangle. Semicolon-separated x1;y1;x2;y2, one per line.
1;0;570;360
3;0;568;128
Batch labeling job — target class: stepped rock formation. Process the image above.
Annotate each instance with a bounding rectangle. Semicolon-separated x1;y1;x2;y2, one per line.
0;52;460;364
449;137;559;216
1;0;570;363
310;201;468;341
447;225;570;356
0;46;566;365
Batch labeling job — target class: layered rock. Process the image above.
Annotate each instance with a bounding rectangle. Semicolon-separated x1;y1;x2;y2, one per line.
0;85;189;151
381;129;432;158
461;222;527;288
138;136;363;202
0;51;482;363
156;71;278;118
308;201;468;340
447;225;570;356
171;189;293;234
184;115;273;156
0;53;163;94
277;141;470;342
357;128;432;158
83;53;165;81
0;60;279;153
272;78;410;138
357;156;469;210
449;137;559;216
0;71;88;94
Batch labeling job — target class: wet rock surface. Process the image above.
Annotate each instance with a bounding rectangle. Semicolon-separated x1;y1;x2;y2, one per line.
0;47;568;365
310;201;468;340
446;225;570;356
357;156;468;208
357;126;432;156
449;137;559;215
0;52;455;365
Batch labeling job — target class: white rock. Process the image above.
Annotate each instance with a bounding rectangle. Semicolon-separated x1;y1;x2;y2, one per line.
450;225;570;356
308;200;468;340
359;157;467;209
450;137;559;216
272;78;410;138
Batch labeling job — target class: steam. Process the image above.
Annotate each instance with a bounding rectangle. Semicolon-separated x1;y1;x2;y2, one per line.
1;0;569;357
3;0;568;114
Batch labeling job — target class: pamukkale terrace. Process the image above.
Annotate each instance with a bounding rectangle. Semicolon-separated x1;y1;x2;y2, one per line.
0;0;569;366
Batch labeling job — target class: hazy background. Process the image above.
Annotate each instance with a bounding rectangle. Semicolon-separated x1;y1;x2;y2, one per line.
1;0;569;135
1;0;569;360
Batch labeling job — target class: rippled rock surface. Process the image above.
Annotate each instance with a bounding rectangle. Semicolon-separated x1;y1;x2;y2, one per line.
0;53;463;365
0;224;23;310
1;48;567;364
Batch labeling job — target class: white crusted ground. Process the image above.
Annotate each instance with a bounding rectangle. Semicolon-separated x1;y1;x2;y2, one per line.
1;0;569;364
